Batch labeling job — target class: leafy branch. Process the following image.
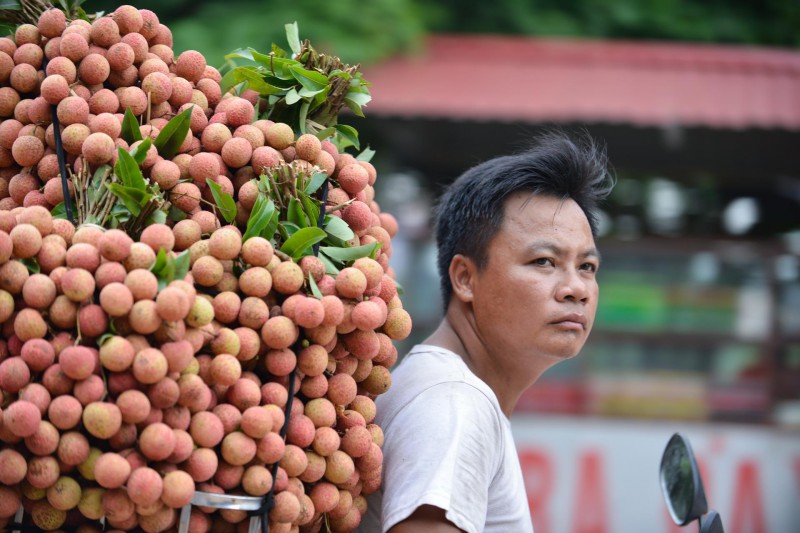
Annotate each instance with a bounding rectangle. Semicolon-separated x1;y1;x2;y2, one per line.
241;160;378;271
54;106;194;238
220;22;371;150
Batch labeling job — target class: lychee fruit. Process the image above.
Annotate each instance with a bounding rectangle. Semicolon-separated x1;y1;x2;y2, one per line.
265;122;294;150
81;132;115;166
56;95;89;126
91;16;121;48
78;53;110;85
82;401;122;439
175;50;206;82
11;135;44;168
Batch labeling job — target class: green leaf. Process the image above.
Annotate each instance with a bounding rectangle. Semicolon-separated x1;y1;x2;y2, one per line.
236;66;284;95
287;197;308;228
257;174;271;194
278;222;301;241
285;87;302;106
155;106;192;159
20;257;39;274
107;203;131;226
310;90;328;112
262;207;280;241
224;47;255;62
298;86;327;99
319;242;380;263
106;183;149;216
114;147;146;191
324;215;355;241
219;68;244;96
173;250;191;281
205;178;237;223
243;195;271;242
250;50;275;67
318;252;341;275
88;165;112;204
168;204;187;222
150;248;168;274
221;63;286;96
262;73;298;89
285;22;302;56
280;227;326;260
335;124;360;150
304;173;327;195
84;214;104;226
369;244;381;260
289;65;329;93
344;98;365;118
51;202;67;219
121;107;142;144
147;209;167;225
298;100;310;135
160;272;174;291
345;90;372;107
315;127;336;141
253;48;300;75
308;273;323;299
356;147;376;163
128;137;152;166
301;194;320;227
97;333;114;346
270;43;289;60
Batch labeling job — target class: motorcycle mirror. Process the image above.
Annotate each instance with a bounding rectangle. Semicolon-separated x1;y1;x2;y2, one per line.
660;432;708;526
700;510;725;533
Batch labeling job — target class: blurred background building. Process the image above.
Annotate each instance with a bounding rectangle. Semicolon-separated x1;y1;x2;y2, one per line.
93;1;800;531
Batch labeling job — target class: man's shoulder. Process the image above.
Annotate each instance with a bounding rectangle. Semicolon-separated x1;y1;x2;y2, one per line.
376;344;503;429
381;344;492;401
391;344;466;379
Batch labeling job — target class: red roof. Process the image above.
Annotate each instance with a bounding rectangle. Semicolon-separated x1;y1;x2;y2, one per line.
361;35;800;130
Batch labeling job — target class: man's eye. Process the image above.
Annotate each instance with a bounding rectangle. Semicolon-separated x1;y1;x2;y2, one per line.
532;258;553;266
580;262;598;273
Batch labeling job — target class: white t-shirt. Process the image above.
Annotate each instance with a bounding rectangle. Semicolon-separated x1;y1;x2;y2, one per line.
359;345;534;533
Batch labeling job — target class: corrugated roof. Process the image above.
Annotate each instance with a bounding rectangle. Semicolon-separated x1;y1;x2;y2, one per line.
361;35;800;130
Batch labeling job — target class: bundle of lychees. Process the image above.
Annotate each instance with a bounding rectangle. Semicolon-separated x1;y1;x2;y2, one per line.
0;4;408;533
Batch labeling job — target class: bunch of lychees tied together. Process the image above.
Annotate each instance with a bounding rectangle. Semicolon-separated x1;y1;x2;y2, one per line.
0;4;409;532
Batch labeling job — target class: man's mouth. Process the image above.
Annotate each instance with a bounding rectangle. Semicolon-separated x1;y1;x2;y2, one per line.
551;313;587;329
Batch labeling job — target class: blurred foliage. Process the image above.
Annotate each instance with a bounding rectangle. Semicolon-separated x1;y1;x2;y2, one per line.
88;0;425;67
420;0;800;48
84;0;799;69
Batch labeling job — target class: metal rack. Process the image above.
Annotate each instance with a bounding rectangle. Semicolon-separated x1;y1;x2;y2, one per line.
177;491;265;533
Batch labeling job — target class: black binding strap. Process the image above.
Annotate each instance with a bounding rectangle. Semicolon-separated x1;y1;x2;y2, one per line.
41;56;75;224
254;177;329;533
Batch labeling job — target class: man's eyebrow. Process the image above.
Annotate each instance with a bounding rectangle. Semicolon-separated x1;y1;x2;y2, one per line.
527;240;602;261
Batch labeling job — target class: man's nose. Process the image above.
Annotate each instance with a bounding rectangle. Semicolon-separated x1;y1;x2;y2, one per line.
555;268;589;303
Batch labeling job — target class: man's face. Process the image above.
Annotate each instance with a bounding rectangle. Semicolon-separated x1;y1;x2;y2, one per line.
469;193;599;366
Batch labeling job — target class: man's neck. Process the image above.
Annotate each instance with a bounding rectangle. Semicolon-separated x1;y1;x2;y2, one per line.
423;309;551;417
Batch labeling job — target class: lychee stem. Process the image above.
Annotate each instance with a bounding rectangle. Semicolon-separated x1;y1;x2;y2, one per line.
146;90;152;125
274;250;292;263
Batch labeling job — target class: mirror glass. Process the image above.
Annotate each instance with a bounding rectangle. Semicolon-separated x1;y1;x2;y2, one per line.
660;433;700;525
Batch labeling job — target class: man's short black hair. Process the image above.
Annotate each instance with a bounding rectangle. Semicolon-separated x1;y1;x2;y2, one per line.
433;130;614;308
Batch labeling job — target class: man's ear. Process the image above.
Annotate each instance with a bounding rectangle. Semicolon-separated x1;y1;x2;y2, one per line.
449;254;477;303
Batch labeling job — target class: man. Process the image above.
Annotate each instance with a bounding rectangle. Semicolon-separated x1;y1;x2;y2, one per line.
360;131;614;533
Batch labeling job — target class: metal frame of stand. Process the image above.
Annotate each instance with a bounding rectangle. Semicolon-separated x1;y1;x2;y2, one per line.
11;506;22;531
178;491;265;533
9;491;263;532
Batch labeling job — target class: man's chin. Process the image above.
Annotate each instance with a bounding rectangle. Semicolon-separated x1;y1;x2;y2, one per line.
544;342;586;361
